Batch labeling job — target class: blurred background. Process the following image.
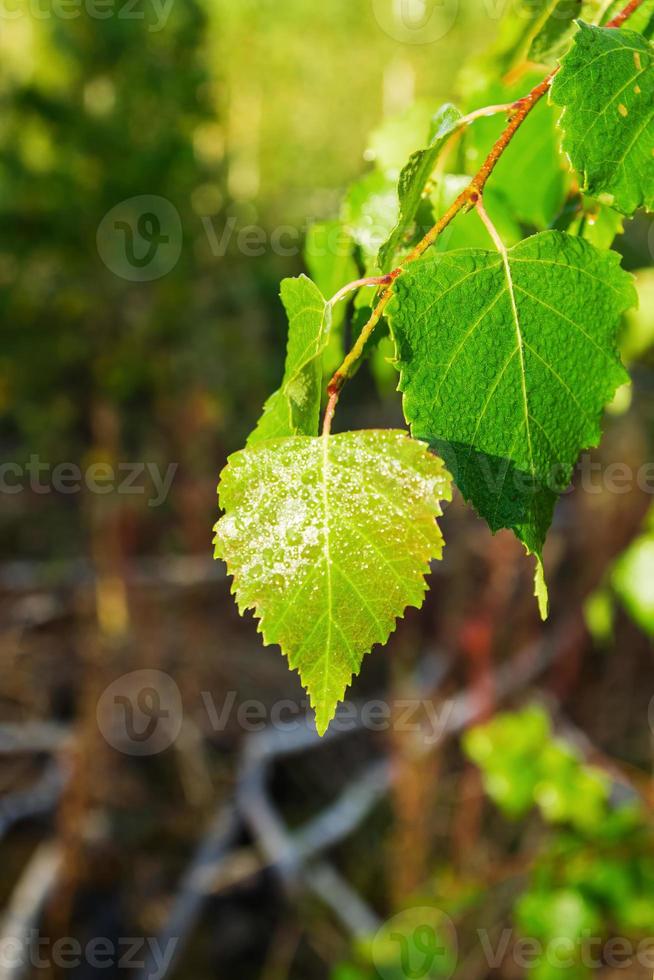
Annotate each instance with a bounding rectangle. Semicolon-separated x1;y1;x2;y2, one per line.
1;1;654;978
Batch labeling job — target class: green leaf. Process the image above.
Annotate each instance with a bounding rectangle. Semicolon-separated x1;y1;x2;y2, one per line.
304;221;358;376
465;706;610;831
304;221;357;303
529;0;585;63
366;102;441;176
378;104;463;273
552;192;625;249
550;23;654;215
341;170;398;262
213;430;452;733
472;0;586;76
387;231;635;613
248;276;330;446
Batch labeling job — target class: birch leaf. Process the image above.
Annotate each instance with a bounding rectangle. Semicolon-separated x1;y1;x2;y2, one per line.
214;430;451;733
387;231;636;616
550;23;654;215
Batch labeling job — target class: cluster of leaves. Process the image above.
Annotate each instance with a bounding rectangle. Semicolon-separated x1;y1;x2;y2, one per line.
215;3;654;732
465;706;654;979
464;706;610;828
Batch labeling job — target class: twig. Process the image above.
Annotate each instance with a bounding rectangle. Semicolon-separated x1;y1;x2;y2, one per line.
0;841;62;980
0;723;70;755
135;805;240;980
303;862;381;936
456;101;517;128
606;0;646;28
328;274;396;308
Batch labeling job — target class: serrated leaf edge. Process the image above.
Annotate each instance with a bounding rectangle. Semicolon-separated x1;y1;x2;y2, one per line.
213;432;452;733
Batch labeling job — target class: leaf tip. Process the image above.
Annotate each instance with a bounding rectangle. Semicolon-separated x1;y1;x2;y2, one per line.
534;557;549;621
313;708;333;737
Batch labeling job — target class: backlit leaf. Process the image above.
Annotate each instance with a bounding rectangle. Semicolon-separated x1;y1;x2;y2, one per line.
214;430;451;733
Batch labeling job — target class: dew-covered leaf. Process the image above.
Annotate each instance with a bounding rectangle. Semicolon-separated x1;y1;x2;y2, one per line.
248;276;330;446
550;23;654;215
378;104;463;273
387;231;636;616
214;430;452;733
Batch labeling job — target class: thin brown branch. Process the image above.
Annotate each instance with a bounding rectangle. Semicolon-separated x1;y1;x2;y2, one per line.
606;0;646;28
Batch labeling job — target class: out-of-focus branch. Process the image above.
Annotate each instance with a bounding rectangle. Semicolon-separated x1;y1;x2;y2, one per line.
0;841;62;980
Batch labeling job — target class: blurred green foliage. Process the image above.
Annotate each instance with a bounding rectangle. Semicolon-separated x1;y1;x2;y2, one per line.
611;505;654;635
466;706;654;979
0;2;214;454
464;706;609;829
